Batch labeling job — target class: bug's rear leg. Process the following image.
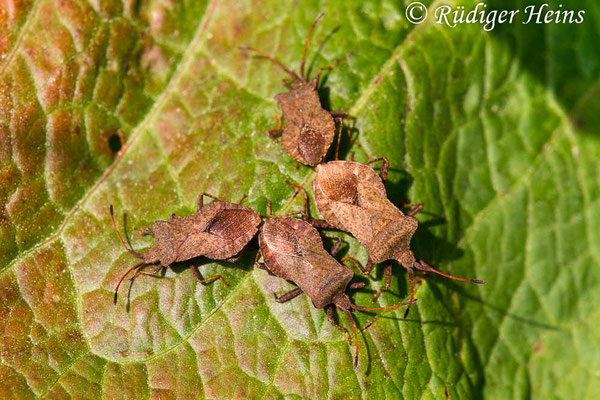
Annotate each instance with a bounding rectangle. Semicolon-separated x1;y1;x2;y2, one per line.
359;320;375;333
334;117;344;161
348;281;366;290
343;257;374;275
341;257;367;274
328;235;342;257
256;262;269;271
367;156;389;183
371;262;393;303
197;192;222;211
191;265;230;287
365;260;375;274
326;305;351;344
330;110;348;118
274;287;303;303
253;251;269;272
405;203;423;216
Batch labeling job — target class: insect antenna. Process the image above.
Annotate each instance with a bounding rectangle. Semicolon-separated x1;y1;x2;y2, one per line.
415;259;486;284
239;46;300;81
342;308;359;369
300;12;324;79
110;205;144;259
114;261;148;304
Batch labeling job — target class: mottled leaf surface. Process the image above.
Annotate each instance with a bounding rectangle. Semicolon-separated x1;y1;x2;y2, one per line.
1;0;599;398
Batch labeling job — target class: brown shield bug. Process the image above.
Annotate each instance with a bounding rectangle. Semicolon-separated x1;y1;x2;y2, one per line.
256;203;414;368
240;13;347;166
110;193;261;304
312;160;485;317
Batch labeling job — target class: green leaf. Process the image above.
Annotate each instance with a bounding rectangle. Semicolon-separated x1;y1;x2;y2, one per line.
1;0;599;398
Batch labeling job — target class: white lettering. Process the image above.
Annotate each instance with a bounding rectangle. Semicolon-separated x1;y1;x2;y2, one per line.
483;10;498;31
507;10;519;24
466;3;484;23
431;4;584;30
435;6;456;27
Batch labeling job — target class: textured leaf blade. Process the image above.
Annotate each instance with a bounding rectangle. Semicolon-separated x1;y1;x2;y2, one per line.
1;0;600;399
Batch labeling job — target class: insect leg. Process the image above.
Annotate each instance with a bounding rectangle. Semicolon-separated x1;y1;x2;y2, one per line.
306;218;337;230
348;281;366;290
341;257;367;274
327;235;342;256
131;265;165;280
364;259;375;275
405;203;424;216
366;156;389;183
334;117;344;161
359;320;374;333
197;192;221;211
191;265;230;287
330;110;348;118
253;251;269;271
284;180;309;216
326;305;351;345
372;262;393;302
256;262;269;271
274;113;283;128
267;128;283;141
134;227;152;237
274;287;303;303
237;194;247;205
